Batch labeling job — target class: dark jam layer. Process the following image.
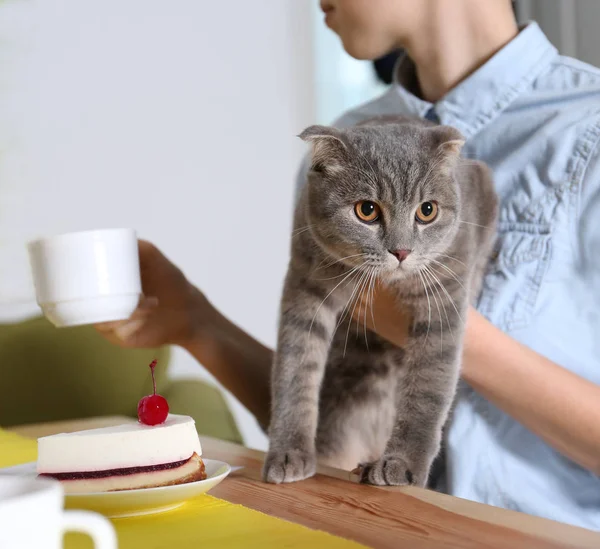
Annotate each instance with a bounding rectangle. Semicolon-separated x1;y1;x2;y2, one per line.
39;455;193;481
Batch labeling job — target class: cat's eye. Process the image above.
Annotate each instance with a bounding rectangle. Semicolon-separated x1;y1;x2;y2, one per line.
354;200;381;223
415;201;438;224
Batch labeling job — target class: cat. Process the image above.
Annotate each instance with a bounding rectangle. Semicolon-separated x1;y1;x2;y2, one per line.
263;117;498;487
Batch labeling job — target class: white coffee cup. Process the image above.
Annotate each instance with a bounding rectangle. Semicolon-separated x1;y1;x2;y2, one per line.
0;476;117;549
27;228;141;327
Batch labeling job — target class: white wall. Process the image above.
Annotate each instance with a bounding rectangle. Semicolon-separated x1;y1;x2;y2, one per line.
0;0;315;449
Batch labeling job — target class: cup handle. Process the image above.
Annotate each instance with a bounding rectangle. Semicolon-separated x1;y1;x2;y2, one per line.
60;510;118;549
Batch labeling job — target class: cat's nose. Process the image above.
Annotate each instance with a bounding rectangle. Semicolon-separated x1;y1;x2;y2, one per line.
389;249;411;263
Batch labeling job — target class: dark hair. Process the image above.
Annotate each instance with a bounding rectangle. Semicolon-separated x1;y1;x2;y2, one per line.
372;49;403;85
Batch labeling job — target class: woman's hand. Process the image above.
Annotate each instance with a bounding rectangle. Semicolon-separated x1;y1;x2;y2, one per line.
352;279;412;347
96;239;273;425
96;240;212;349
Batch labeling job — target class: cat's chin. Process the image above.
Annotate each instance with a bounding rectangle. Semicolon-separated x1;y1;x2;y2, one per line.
381;269;413;283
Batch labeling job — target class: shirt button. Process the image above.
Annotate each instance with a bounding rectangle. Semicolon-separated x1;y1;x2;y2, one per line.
424;108;439;123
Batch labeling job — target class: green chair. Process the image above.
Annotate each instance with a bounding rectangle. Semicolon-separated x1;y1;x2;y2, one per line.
0;316;242;444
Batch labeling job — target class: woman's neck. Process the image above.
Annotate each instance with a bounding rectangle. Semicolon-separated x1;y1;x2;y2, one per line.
402;1;518;102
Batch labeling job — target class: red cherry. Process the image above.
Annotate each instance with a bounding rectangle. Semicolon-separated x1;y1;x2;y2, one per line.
137;394;169;426
137;359;169;426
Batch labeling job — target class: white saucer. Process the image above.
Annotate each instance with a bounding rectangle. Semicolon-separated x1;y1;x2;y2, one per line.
0;459;231;518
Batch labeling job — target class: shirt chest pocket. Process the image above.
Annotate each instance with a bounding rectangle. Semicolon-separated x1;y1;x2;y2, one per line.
477;223;552;332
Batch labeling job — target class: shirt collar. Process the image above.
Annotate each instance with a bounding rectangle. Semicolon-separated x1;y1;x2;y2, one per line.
392;22;558;138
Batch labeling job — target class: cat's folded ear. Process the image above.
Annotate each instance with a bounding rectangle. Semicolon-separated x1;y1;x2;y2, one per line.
429;125;465;154
428;125;465;175
299;125;349;175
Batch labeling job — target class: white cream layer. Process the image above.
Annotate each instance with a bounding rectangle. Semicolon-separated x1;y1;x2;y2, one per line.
37;414;202;473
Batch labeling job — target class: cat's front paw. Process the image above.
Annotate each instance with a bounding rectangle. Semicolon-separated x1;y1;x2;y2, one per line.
262;448;316;484
358;455;427;487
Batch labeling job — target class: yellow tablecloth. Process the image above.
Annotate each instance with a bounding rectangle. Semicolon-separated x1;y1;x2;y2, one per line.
0;429;366;549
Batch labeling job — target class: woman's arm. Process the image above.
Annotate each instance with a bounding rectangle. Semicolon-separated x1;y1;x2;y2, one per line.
184;294;273;430
358;284;600;474
462;308;600;474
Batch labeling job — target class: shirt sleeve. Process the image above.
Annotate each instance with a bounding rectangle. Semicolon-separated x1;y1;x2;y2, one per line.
576;133;600;291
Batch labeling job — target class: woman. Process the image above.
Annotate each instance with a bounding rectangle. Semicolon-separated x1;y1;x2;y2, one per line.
98;0;600;530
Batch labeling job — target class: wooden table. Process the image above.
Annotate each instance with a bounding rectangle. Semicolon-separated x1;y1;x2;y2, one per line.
10;416;600;549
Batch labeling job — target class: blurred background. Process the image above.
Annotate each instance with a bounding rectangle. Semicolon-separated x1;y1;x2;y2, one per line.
0;0;598;450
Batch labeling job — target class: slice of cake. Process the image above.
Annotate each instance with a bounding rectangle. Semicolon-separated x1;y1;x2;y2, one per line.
37;414;207;494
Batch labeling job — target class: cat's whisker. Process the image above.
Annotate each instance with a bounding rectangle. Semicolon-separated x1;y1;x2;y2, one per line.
291;228;312;239
313;253;367;273
417;269;432;346
307;265;366;366
344;266;370;327
336;272;364;349
423;266;451;343
339;269;365;322
314;266;366;282
291;225;314;239
458;220;495;231
307;262;365;347
367;267;378;333
355;266;374;338
313;255;330;272
421;267;444;353
331;265;367;339
357;266;375;346
423;266;463;341
361;269;371;348
291;224;313;234
426;266;464;323
428;252;467;268
355;276;364;340
315;254;359;273
338;266;369;350
344;267;372;357
427;259;466;291
363;267;377;348
355;271;367;340
423;265;454;342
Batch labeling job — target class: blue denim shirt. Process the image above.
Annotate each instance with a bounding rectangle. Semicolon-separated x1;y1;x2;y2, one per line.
296;23;600;530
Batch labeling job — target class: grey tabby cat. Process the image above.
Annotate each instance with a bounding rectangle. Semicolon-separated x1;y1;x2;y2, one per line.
263;117;498;487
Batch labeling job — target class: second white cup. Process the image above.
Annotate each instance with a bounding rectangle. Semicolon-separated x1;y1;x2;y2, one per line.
0;475;117;549
27;228;142;327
